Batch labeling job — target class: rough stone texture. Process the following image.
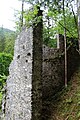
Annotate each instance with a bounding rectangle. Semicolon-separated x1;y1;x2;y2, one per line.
67;45;80;80
42;36;80;120
43;45;59;59
42;44;65;99
32;9;43;120
5;8;43;120
42;37;80;99
4;18;80;120
5;27;33;120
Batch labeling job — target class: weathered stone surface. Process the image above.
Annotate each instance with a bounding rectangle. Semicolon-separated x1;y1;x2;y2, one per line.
4;18;80;120
42;37;80;100
31;9;43;120
42;45;65;99
5;27;33;120
5;8;43;120
42;37;80;120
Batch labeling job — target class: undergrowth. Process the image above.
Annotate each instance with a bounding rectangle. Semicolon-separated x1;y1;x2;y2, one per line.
50;67;80;120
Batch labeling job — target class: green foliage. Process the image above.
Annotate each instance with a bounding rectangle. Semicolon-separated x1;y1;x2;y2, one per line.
47;7;78;38
24;5;39;27
0;53;13;76
43;27;57;48
16;0;77;48
15;5;43;31
57;15;78;38
0;53;12;111
0;27;16;55
0;27;5;52
4;32;16;55
77;112;80;118
43;6;77;47
43;1;77;47
0;74;7;88
0;26;15;112
65;98;73;104
0;92;3;110
0;74;7;111
52;67;80;120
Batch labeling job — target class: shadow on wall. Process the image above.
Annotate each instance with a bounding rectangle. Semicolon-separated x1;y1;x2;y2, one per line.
42;35;80;120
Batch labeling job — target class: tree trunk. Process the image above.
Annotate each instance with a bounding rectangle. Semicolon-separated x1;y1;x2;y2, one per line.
63;0;67;87
77;0;80;52
21;0;24;27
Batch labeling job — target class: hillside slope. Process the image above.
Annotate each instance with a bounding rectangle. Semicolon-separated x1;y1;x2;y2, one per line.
48;67;80;120
0;27;16;54
0;27;14;33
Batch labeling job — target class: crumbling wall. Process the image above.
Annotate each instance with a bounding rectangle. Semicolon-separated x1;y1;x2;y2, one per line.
32;9;43;120
5;27;33;120
4;13;80;120
43;45;65;99
67;46;80;80
42;37;80;120
42;37;80;99
5;8;43;120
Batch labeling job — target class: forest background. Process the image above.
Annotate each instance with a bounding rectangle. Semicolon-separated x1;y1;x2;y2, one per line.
0;0;79;111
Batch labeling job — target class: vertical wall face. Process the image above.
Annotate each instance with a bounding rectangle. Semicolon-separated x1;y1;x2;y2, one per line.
42;46;65;99
4;12;80;120
32;9;43;120
5;9;43;120
5;28;33;120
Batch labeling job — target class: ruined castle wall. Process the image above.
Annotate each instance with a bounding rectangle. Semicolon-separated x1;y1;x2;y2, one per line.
42;44;80;120
42;38;80;99
5;9;43;120
42;45;65;99
5;27;33;120
67;46;80;80
5;13;80;120
31;9;43;120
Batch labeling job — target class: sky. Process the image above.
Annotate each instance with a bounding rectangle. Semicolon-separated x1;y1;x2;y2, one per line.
0;0;25;31
0;0;77;31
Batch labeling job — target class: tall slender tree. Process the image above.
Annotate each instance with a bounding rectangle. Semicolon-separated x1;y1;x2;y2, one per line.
21;0;24;27
63;0;67;87
77;0;80;52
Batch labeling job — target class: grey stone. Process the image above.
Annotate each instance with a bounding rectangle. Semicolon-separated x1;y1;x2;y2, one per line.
5;27;33;120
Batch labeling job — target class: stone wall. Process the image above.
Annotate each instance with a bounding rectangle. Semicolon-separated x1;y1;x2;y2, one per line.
42;44;65;99
32;9;43;120
67;46;80;80
5;8;43;120
5;27;33;120
42;37;80;120
42;37;80;99
4;13;80;120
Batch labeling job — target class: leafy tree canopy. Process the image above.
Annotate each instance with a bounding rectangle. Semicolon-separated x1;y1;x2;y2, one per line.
15;0;77;47
0;27;16;55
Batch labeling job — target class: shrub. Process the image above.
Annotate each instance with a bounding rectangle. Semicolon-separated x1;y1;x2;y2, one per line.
0;52;12;111
0;52;13;76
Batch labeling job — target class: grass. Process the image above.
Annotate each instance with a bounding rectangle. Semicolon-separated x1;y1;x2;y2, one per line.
49;67;80;120
0;92;2;111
